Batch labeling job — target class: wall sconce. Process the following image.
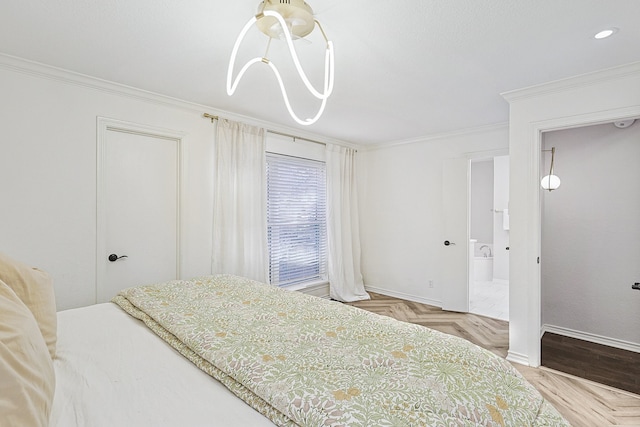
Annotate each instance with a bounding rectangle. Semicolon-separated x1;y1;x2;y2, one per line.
541;147;561;191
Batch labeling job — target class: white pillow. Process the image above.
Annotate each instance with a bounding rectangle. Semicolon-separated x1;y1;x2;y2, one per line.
0;279;55;427
0;252;57;358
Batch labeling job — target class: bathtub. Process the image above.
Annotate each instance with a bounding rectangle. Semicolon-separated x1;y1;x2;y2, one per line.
473;257;493;282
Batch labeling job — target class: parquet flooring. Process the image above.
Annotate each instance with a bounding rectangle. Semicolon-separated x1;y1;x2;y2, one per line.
347;292;640;427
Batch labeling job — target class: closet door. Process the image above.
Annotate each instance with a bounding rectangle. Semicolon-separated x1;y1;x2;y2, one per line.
441;157;470;312
97;119;182;303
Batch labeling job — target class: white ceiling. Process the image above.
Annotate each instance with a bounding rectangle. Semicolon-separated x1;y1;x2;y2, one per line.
1;1;639;145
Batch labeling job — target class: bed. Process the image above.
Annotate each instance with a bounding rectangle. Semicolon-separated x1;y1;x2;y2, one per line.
1;253;570;426
50;302;276;427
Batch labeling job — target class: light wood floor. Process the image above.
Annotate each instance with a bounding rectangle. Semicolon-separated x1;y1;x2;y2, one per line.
347;293;640;427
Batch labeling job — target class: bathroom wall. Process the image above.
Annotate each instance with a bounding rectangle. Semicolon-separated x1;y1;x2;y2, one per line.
541;121;640;347
470;160;494;248
470;156;509;281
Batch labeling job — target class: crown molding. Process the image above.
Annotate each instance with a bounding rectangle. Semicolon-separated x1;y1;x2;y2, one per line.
0;52;354;149
0;52;208;112
363;122;509;152
502;61;640;103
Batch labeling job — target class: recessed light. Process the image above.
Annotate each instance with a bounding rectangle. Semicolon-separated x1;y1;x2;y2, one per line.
594;28;619;39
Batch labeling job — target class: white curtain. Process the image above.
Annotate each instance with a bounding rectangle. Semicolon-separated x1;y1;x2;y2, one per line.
211;119;268;283
326;144;369;302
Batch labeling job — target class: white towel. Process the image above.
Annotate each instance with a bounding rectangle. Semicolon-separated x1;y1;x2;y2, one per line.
503;208;510;231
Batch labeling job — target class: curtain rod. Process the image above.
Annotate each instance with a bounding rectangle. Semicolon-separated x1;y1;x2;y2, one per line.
202;113;326;147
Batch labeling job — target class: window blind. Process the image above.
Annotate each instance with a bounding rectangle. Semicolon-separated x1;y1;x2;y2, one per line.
266;153;327;287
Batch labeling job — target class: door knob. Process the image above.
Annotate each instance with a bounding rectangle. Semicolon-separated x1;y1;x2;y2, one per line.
108;254;128;262
444;240;455;246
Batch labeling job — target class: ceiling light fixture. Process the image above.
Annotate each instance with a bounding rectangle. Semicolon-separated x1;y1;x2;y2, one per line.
541;147;561;192
594;28;618;39
227;0;335;126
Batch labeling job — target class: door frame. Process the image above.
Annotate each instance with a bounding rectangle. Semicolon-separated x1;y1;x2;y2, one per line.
467;153;510;315
522;108;640;366
96;117;185;303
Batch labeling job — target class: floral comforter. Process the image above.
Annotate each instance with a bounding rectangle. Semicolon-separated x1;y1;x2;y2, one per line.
113;274;569;426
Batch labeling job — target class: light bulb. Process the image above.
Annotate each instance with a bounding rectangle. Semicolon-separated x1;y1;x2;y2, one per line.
541;175;561;191
594;28;618;39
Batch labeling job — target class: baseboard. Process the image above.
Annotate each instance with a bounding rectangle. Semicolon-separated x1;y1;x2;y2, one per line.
364;285;441;308
506;350;530;366
541;324;640;354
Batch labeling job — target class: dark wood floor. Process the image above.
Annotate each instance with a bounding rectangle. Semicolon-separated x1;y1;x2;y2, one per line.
347;292;640;427
542;332;640;395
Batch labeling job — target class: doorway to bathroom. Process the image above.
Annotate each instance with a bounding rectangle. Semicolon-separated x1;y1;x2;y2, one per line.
469;156;509;321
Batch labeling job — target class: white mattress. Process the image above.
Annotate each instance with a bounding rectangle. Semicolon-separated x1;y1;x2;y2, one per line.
50;303;275;427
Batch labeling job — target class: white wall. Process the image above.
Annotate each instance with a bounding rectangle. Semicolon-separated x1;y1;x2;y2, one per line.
470;160;493;246
0;55;346;311
0;59;216;310
358;126;508;305
541;122;640;347
504;60;640;366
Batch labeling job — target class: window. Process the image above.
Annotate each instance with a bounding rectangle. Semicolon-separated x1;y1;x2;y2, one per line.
266;153;327;287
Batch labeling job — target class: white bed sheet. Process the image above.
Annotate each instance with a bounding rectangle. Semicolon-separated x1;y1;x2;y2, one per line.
50;303;276;427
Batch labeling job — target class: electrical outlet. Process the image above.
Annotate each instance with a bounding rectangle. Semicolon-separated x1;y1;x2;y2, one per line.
428;280;434;288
